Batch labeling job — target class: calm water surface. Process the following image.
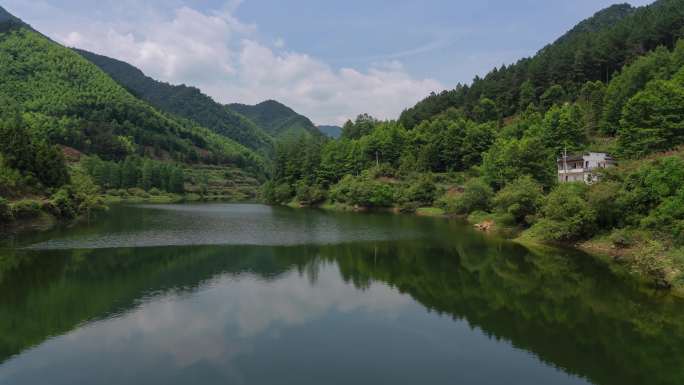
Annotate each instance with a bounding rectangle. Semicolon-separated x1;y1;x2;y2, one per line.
1;203;683;385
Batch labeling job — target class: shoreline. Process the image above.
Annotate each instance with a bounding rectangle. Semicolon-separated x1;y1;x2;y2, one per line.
289;200;682;296
4;198;679;296
0;194;254;238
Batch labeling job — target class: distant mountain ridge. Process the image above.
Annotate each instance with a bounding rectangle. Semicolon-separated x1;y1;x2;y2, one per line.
0;5;27;32
318;125;342;139
0;5;20;23
552;3;636;45
75;49;275;154
399;0;684;129
227;100;323;139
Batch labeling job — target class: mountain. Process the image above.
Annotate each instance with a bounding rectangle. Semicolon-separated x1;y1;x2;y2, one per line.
0;13;265;172
0;5;26;32
0;5;20;24
75;49;274;154
553;3;636;44
399;0;684;129
318;125;342;139
227;100;323;139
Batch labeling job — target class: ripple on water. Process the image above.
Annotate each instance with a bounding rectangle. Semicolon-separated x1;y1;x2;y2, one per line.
24;204;422;250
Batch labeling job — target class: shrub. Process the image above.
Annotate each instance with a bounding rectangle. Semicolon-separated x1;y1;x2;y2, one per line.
149;188;162;196
127;188;146;197
493;176;543;225
609;228;642;249
397;201;420;213
630;240;671;288
368;163;396;179
0;197;12;223
530;183;597;242
275;183;294;204
641;188;684;241
587;181;623;228
435;192;461;214
49;188;76;219
395;174;437;210
452;178;493;214
0;155;22;197
330;174;395;207
406;174;437;206
296;181;327;206
11;199;42;219
260;181;277;204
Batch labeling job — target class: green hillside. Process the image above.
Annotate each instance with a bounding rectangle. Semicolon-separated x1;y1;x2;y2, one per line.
0;28;265;169
0;10;266;226
399;0;684;129
75;49;275;154
228;100;323;139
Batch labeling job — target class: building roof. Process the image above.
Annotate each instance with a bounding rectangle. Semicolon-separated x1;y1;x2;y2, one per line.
557;152;613;163
557;155;584;162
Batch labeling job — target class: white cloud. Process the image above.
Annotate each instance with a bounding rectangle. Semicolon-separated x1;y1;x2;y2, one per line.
273;37;285;48
14;1;444;125
210;39;442;125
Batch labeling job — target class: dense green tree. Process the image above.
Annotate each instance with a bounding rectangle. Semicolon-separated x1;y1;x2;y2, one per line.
537;104;587;154
83;155;185;193
601;45;678;135
518;80;537;111
531;183;597;242
330;172;395;208
618;75;684;158
493;176;544;225
473;97;499;123
0;99;68;188
482;136;556;189
341;114;378;140
586;181;623;229
540;85;566;110
32;141;69;188
0;100;34;172
453;179;493;214
578;81;606;135
141;160;154;191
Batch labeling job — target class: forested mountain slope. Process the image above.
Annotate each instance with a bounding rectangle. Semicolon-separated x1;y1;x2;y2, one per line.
75;49;274;154
399;0;684;129
228;100;323;139
0;5;18;23
0;9;268;225
0;24;264;171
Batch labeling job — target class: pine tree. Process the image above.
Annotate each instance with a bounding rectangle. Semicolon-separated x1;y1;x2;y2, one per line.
518;80;537;111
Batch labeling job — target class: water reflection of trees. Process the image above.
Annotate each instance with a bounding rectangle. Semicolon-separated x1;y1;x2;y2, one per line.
1;238;683;385
318;240;684;385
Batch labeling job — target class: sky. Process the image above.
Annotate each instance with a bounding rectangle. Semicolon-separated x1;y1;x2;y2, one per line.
2;0;654;125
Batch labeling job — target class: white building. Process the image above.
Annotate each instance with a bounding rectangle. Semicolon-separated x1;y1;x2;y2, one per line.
557;152;616;184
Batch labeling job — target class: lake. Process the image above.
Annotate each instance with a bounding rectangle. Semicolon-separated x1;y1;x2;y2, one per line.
0;203;683;385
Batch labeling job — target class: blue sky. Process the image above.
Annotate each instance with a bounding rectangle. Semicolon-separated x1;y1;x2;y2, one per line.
3;0;654;124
